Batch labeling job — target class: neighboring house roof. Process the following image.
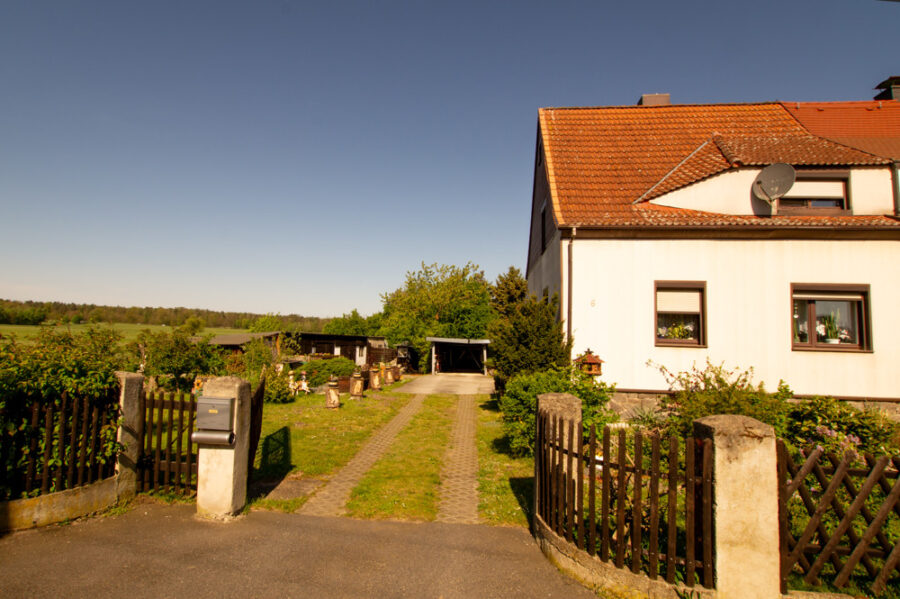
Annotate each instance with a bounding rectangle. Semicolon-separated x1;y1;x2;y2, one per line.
206;331;279;346
425;337;491;345
287;332;387;344
538;101;900;229
782;101;900;161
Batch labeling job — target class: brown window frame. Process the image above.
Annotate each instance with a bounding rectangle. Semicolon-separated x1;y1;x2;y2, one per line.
654;281;707;348
790;283;872;353
777;170;851;216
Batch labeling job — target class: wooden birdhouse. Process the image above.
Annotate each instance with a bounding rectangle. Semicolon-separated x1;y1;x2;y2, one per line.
576;349;604;376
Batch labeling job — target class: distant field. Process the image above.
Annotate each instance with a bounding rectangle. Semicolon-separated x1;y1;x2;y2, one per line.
0;323;248;342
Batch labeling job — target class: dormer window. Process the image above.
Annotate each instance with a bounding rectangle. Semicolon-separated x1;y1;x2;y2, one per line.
778;170;849;215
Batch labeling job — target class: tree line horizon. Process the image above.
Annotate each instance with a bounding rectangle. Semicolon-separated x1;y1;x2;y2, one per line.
0;298;331;332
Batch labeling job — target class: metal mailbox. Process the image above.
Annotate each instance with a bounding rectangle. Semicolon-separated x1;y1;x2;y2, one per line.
191;396;235;446
197;396;234;431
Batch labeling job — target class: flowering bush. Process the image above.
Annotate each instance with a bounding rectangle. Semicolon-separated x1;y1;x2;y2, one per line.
785;395;898;456
648;359;792;437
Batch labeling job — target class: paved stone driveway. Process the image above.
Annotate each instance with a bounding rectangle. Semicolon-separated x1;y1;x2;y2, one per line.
395;373;494;395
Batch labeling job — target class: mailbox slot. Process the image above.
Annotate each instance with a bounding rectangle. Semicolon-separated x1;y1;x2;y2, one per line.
197;396;234;431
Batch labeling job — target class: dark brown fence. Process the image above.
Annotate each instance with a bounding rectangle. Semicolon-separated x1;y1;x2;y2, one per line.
778;441;900;595
0;388;120;501
368;347;397;366
535;414;715;589
247;379;265;483
137;391;198;496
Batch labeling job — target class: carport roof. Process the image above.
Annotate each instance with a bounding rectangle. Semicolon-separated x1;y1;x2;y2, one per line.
426;337;490;345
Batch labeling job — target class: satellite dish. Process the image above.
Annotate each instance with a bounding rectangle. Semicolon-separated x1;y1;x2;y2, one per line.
752;163;795;216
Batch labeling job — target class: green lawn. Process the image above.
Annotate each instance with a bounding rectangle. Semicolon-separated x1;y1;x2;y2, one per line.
476;397;534;526
253;392;413;480
345;394;457;521
0;323;246;342
250;391;413;512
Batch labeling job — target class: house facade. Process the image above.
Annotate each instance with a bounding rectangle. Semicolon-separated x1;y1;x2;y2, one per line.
526;92;900;401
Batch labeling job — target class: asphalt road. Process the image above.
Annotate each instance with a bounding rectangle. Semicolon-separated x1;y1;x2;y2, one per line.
0;500;596;598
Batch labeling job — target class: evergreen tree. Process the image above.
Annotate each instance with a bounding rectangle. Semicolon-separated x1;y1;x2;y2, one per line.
488;268;570;384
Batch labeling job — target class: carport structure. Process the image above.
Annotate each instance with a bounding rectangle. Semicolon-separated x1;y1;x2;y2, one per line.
426;337;490;375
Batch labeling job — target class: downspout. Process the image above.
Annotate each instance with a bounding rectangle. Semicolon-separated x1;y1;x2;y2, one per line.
893;162;900;217
567;227;576;342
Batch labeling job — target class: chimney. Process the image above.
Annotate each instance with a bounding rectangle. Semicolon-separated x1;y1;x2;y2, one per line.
637;93;671;106
874;76;900;101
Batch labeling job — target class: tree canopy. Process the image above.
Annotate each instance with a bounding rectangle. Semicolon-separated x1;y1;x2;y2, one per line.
378;262;492;371
322;309;381;337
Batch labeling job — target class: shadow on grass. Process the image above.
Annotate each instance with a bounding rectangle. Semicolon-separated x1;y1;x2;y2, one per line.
479;397;500;412
248;426;292;500
509;476;535;526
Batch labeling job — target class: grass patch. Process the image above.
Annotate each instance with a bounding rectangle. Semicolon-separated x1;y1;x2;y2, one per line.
249;495;310;514
0;323;246;343
787;572;899;598
345;394;456;521
253;392;412;480
476;397;534;526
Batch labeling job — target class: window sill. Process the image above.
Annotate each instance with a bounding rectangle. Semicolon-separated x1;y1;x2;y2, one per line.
655;340;707;348
791;344;872;354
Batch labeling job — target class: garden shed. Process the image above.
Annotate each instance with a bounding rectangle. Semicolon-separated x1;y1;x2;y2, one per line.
425;337;490;375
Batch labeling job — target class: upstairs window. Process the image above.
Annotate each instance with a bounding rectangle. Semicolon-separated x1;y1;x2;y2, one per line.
778;171;849;215
655;282;706;347
791;284;871;351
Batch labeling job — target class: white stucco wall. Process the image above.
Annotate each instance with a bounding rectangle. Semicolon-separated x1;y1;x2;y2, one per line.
851;168;896;214
650;170;760;214
650;167;895;215
568;238;900;398
527;230;562;300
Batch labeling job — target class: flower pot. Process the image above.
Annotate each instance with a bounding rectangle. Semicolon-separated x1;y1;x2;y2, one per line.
824;338;841;344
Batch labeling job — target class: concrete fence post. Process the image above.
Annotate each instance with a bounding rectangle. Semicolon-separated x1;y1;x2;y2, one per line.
115;372;144;502
196;376;251;520
535;393;582;509
693;415;781;599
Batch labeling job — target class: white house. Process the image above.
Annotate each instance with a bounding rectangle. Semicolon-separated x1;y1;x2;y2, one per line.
526;88;900;403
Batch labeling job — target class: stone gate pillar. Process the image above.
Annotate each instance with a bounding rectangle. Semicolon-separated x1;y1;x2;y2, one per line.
693;415;780;599
195;377;251;520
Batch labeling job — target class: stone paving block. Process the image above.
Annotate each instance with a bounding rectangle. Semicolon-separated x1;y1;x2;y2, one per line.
300;394;426;517
436;394;479;524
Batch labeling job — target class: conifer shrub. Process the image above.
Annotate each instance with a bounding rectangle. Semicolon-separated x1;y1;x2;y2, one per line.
263;369;294;404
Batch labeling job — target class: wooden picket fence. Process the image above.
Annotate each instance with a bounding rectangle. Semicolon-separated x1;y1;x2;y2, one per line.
535;413;715;589
778;441;900;595
0;388;120;500
137;391;198;495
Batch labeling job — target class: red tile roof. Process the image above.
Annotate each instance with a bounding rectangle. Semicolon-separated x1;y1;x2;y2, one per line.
539;101;900;229
782;101;900;160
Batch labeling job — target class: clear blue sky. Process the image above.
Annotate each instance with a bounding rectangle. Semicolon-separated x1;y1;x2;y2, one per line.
1;1;896;317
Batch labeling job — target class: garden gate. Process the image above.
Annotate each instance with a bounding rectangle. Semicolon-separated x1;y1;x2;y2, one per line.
136;381;264;496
